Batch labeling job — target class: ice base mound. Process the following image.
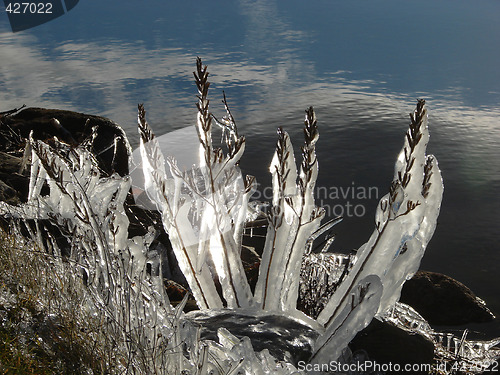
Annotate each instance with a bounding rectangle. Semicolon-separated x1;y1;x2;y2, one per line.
184;309;320;364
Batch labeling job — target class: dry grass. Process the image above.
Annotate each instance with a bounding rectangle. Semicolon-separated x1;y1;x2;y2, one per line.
0;228;110;374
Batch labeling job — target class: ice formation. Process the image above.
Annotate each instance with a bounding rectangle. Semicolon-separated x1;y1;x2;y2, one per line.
1;58;498;374
317;100;445;324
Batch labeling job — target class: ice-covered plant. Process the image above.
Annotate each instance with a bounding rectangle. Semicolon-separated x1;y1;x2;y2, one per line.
0;134;181;372
137;58;441;365
1;58;498;374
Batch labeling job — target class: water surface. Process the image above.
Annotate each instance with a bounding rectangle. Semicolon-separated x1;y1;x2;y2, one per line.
1;0;499;337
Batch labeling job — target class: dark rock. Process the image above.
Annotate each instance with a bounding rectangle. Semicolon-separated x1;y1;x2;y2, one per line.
349;318;435;374
0;151;24;174
1;107;130;177
0;180;18;205
400;270;495;326
0;152;30;204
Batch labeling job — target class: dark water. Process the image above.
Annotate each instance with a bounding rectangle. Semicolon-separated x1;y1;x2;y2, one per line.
1;0;499;337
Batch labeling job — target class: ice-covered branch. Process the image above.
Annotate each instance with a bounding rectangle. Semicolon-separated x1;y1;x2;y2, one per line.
317;100;444;326
139;58;254;309
255;107;325;312
193;58;253;308
138;104;222;309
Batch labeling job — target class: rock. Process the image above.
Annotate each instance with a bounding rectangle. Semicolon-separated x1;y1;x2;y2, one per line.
349;318;435;374
400;270;495;326
0;107;131;209
0;152;29;205
0;151;24;174
0;180;18;205
1;107;130;177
